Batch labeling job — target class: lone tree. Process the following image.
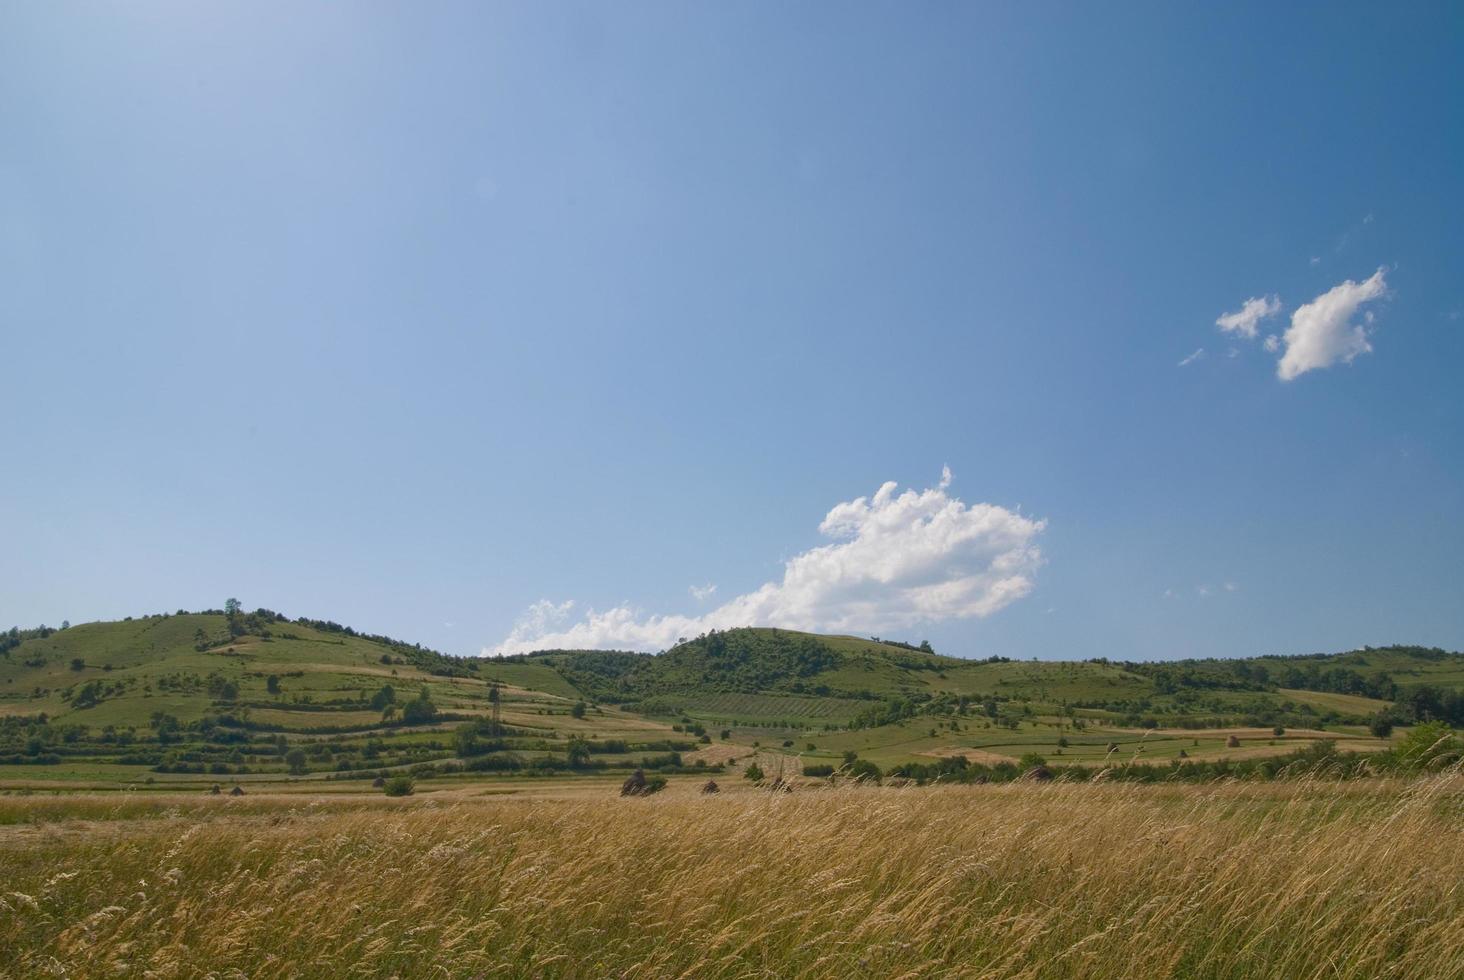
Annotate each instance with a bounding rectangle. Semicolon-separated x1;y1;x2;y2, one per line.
571;700;587;719
565;734;591;768
284;748;308;775
266;674;281;695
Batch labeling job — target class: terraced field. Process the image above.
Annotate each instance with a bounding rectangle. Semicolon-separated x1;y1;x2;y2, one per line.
673;691;868;725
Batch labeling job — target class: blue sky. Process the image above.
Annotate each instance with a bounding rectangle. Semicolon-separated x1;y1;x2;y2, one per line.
2;3;1461;661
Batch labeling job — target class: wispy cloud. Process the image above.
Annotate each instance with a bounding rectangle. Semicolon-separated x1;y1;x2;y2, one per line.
689;583;718;602
1277;268;1387;380
1216;295;1281;340
1178;348;1206;367
489;471;1046;654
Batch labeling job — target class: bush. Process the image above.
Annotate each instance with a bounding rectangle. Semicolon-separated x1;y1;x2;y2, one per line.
1395;722;1461;771
744;763;764;783
382;775;415;797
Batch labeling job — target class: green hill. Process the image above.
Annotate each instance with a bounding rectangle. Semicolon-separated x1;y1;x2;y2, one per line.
3;612;1461;790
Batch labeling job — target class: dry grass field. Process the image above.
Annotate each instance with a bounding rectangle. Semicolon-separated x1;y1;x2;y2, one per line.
3;774;1463;979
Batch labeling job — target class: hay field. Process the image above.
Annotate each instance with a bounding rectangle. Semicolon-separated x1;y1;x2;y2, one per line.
2;776;1462;978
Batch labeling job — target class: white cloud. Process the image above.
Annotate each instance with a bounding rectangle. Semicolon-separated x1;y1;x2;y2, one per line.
1277;268;1387;381
939;464;952;489
1216;295;1281;339
1263;334;1280;353
689;583;718;602
488;471;1046;654
1178;348;1206;367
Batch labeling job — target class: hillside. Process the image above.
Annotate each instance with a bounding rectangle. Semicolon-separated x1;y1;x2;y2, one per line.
3;612;1462;790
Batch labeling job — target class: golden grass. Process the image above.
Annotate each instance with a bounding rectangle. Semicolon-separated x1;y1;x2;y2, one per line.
2;776;1463;978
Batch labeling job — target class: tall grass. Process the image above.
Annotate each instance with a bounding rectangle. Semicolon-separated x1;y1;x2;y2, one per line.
2;776;1462;978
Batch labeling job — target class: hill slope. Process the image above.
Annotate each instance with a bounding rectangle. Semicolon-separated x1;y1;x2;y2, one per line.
3;612;1461;787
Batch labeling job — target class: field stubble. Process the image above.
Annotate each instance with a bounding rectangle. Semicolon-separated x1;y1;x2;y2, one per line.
2;775;1462;978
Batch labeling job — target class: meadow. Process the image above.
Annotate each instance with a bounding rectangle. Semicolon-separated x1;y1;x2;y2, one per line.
2;773;1462;979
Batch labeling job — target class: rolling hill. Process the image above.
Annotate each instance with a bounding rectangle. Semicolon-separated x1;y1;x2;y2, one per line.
2;609;1461;789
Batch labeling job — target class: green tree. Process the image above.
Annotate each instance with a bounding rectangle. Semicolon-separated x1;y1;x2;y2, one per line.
571;700;587;719
744;762;764;783
1018;752;1048;770
1369;714;1394;739
454;724;480;757
284;748;308;774
69;657;85;671
382;775;414;797
566;734;591;768
370;684;397;711
266;674;281;695
401;689;437;724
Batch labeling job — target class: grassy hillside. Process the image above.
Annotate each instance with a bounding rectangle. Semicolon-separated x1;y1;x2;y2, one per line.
3;614;1461;790
0;610;701;789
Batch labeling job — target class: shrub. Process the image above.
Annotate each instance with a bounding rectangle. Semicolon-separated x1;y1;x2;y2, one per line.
382;775;415;797
1395;722;1461;771
744;763;764;783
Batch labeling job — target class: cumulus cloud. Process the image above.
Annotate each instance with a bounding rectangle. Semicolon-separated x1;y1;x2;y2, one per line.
488;472;1046;654
1263;334;1280;353
1216;295;1281;339
1178;348;1206;367
1277;269;1387;381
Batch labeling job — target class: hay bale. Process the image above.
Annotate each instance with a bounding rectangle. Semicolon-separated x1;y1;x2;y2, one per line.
621;769;649;796
229;785;245;796
371;776;386;788
1226;735;1241;748
209;783;222;795
1023;765;1054;782
1177;749;1188;759
700;779;719;794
